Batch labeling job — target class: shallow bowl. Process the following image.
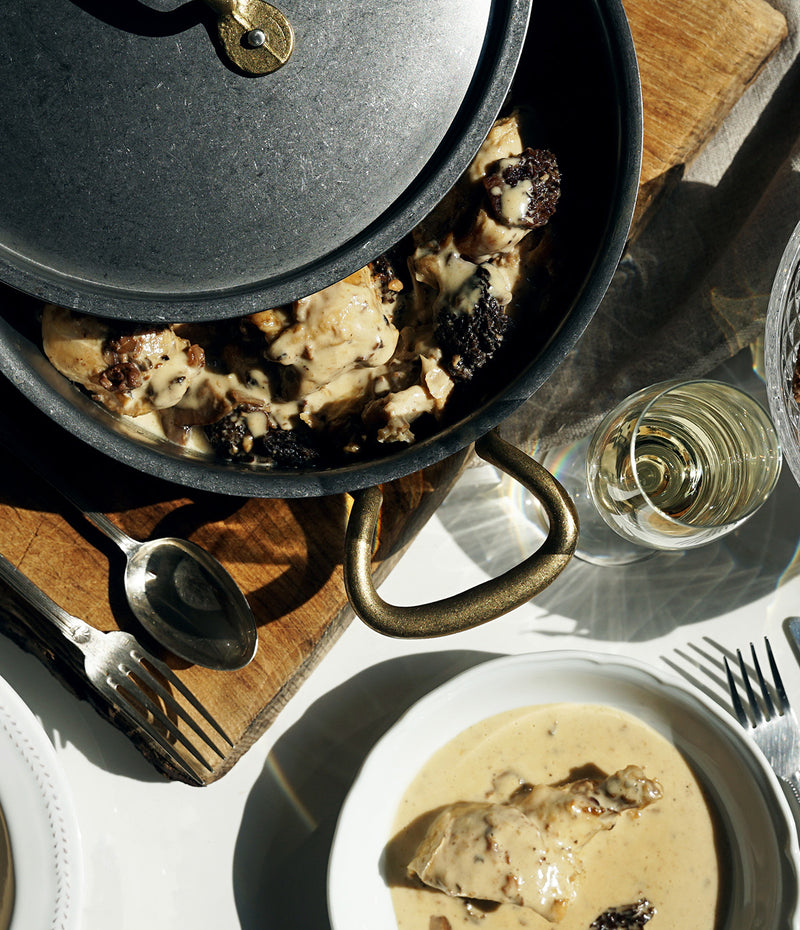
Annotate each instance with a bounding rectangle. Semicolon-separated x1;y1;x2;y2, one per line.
327;651;800;930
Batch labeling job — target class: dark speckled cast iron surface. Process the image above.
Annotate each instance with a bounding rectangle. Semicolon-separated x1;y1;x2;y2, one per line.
0;0;531;319
0;0;785;782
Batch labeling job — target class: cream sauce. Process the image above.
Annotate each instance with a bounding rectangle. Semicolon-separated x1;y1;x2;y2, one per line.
267;268;399;394
386;703;722;930
467;115;525;183
413;239;513;318
42;305;203;417
457;209;529;262
490;164;534;226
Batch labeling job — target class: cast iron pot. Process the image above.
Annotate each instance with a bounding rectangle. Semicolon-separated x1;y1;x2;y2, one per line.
0;0;642;637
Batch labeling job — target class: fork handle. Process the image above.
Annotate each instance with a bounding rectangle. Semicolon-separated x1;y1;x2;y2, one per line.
0;552;92;646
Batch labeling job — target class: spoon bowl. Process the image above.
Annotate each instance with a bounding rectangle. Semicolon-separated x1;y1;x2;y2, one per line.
123;535;258;671
81;509;258;671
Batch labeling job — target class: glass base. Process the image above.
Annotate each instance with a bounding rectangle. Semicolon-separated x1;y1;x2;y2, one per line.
527;438;656;567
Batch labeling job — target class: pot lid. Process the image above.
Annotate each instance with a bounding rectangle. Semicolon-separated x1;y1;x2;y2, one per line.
0;0;531;322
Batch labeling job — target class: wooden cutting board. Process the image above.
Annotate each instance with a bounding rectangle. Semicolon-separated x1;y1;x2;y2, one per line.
0;0;787;784
627;0;787;233
0;381;470;783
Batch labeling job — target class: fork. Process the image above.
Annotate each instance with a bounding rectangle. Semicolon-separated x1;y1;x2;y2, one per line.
0;551;232;786
724;638;800;810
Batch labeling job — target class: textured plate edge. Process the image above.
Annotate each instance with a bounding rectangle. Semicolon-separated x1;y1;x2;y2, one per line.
765;217;800;489
0;674;83;930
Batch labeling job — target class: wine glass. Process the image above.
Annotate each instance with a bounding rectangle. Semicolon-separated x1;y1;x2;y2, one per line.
523;379;783;565
582;379;782;557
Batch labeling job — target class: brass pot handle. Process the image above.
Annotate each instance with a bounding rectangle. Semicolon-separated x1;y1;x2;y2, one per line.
343;429;578;638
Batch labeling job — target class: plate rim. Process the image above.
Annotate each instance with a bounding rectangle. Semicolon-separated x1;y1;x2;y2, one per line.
0;672;83;930
765;215;800;489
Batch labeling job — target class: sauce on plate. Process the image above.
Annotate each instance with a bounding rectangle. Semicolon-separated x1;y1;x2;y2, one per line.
386;703;723;929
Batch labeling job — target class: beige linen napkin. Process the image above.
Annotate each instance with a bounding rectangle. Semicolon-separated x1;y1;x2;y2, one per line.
499;0;800;455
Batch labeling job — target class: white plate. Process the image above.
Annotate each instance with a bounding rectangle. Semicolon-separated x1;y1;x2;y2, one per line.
328;651;800;930
0;673;82;930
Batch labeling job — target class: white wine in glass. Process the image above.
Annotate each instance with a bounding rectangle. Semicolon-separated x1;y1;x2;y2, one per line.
586;380;782;551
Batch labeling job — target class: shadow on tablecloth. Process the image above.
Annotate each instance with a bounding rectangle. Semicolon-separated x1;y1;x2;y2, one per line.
230;649;497;930
501;17;800;454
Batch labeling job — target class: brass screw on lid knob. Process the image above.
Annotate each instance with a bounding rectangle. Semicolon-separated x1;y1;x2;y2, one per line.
203;0;294;76
244;28;267;47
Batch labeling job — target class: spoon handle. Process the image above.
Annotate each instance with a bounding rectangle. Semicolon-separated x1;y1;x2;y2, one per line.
0;421;138;558
81;510;137;557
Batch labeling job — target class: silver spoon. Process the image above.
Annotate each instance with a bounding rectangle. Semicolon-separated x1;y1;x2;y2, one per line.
0;424;258;670
79;506;258;671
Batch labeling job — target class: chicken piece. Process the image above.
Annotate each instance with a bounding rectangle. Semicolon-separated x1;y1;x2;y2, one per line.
511;765;663;848
412;111;527;250
368;385;436;444
455;208;530;263
158;317;287;438
248;306;291;340
456;149;560;263
267;266;399;398
360;350;454;445
299;366;382;430
407;766;662;923
420;355;454;408
410;799;579;921
467;112;527;183
42;305;205;417
413;238;513;310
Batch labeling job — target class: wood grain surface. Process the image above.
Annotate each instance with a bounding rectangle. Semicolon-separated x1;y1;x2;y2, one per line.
627;0;787;232
0;0;788;784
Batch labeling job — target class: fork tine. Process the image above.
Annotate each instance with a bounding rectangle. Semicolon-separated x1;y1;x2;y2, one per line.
97;680;205;786
93;669;203;786
133;650;233;748
128;656;230;758
110;674;217;775
750;643;777;718
724;656;750;727
98;650;226;777
764;637;790;713
736;647;765;725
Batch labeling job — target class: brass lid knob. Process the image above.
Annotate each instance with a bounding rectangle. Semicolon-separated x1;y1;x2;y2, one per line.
205;0;294;76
